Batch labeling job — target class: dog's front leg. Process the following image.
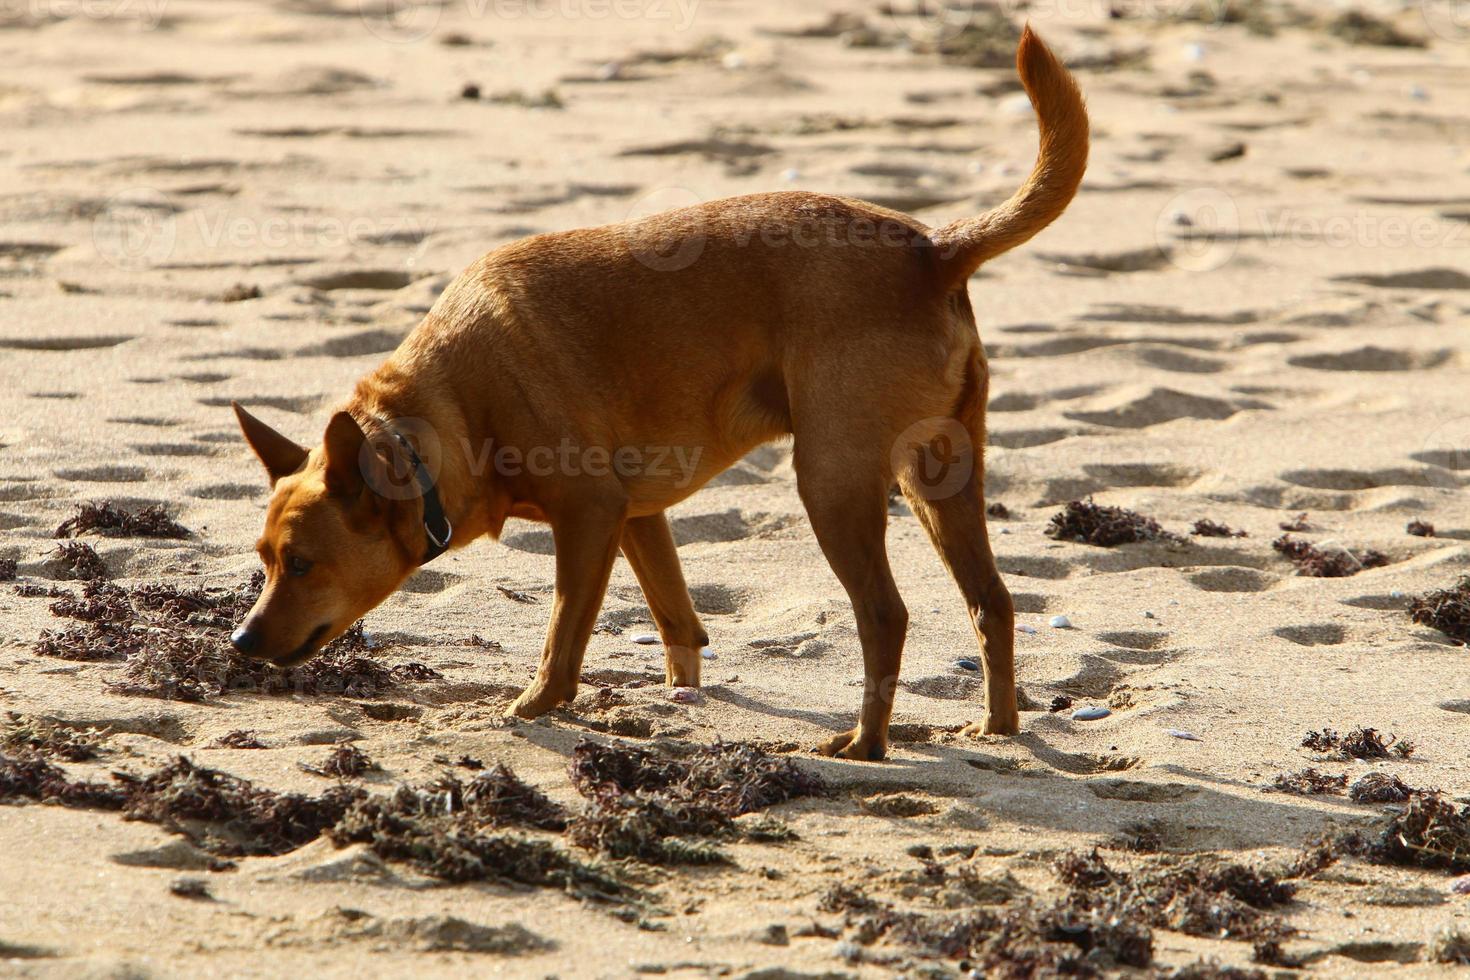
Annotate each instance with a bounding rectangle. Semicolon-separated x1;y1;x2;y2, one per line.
508;500;627;720
620;513;709;688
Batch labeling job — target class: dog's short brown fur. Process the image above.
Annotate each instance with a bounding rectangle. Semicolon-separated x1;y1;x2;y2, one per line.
231;28;1088;760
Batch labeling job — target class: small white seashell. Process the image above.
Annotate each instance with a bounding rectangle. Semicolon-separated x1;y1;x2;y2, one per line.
631;633;659;645
700;648;716;660
595;62;622;81
1049;615;1072;629
1018;624;1037;634
1390;589;1405;599
998;527;1011;535
1408;84;1428;101
1165;728;1202;741
721;52;746;70
1183;42;1205;62
1072;706;1111;721
779;167;801;182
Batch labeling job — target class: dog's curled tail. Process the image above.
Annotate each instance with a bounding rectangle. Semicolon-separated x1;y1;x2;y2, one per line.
931;26;1089;288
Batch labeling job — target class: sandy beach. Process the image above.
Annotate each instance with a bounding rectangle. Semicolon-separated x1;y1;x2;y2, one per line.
2;0;1469;975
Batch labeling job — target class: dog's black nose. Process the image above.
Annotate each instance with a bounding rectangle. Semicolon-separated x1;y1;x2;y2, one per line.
230;627;260;656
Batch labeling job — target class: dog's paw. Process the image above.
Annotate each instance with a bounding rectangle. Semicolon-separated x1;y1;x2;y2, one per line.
507;685;573;720
815;728;887;761
960;712;1020;737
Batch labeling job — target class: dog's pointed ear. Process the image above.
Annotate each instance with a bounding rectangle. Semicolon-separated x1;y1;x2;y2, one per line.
233;401;308;486
322;411;367;497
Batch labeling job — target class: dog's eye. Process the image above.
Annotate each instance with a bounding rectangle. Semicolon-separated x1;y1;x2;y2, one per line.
287;555;313;578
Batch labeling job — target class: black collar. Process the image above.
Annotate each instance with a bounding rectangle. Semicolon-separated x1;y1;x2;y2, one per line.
384;427;452;565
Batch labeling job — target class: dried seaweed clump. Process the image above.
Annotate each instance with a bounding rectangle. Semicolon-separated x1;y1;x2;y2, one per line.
822;849;1295;975
1269;768;1346;796
1430;927;1470;966
1046;499;1185;547
1325;9;1424;47
1191;519;1247;538
1278;512;1312;532
0;752;128;810
567;739;822;864
1406;519;1436;538
214;730;266;749
1272;535;1388;577
1348;772;1416;804
50;542;107;581
0;558;16;581
327;770;627;900
33;572;439;702
302;743;379;779
459;763;569;831
220;283;261;302
1302;727;1413;760
820;880;1152;973
0;714;106;762
2;752;635;907
117;756;363;857
1059;851;1295;945
1161;962;1268;980
1409;576;1470;644
1343;791;1470;873
1;752;352;858
55;501;189;539
1110;818;1165;854
920;8;1022;68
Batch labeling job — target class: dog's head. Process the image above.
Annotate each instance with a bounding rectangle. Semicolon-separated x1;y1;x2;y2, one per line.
230;403;419;665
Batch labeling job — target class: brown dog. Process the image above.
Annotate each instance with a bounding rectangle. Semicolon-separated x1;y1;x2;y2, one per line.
230;27;1088;760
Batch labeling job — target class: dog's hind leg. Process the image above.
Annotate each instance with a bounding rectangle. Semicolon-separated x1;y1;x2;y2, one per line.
899;411;1019;736
794;446;907;761
508;498;626;719
621;512;709;688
